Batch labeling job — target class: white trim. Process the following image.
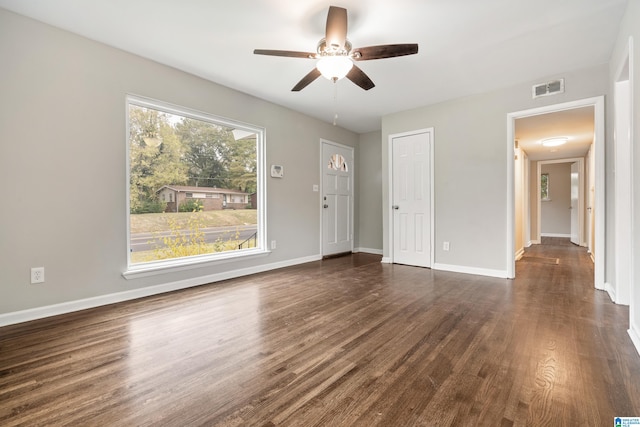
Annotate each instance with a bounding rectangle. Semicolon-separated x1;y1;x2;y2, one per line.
320;139;355;256
515;247;525;261
536;158;585;246
125;94;267;273
123;248;270;279
605;282;617;303
381;257;392;264
507;119;515;278
354;247;383;255
433;263;508;279
506;96;605;288
387;128;435;268
0;254;321;327
613;36;635;309
629;325;640;357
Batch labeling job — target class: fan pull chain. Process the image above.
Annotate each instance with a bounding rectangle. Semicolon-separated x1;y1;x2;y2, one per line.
333;80;338;126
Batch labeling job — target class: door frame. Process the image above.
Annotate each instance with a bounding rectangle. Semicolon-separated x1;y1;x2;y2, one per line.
506;96;605;287
613;36;634;305
387;128;435;267
535;158;585;245
319;138;354;256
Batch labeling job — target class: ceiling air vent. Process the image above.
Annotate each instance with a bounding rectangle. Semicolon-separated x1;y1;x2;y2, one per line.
532;79;564;99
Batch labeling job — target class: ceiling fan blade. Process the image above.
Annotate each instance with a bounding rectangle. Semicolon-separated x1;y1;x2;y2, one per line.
254;49;316;59
346;65;375;91
352;44;419;60
325;6;348;50
292;68;322;91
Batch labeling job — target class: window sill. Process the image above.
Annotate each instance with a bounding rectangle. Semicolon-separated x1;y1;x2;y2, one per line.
123;248;271;280
541;198;552;202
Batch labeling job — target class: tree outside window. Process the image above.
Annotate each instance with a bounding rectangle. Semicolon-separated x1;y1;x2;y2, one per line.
127;96;264;268
541;173;550;200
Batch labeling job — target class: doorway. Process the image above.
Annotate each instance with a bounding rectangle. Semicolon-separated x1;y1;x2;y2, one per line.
534;158;585;246
613;39;633;306
321;139;354;256
388;128;434;267
506;96;605;288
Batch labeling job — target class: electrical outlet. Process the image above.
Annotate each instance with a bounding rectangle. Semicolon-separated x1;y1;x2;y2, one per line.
443;242;450;251
31;267;45;284
271;240;276;250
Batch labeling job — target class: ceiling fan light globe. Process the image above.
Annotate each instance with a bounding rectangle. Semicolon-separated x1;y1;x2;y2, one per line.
317;56;353;81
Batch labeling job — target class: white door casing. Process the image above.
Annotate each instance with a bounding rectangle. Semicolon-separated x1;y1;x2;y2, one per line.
614;73;632;305
321;140;353;256
507;96;603;285
536;158;584;245
570;162;580;245
390;129;433;268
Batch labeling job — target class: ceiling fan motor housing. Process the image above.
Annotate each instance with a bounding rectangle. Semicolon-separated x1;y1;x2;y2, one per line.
317;38;352;57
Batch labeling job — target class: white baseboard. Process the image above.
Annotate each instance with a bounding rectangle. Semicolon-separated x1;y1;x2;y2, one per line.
432;263;508;279
629;325;640;357
515;247;525;261
381;257;392;264
354;247;383;255
605;282;617;303
0;254;322;327
540;233;571;238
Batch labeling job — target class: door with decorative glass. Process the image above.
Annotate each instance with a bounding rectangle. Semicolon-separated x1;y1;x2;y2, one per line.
321;140;353;256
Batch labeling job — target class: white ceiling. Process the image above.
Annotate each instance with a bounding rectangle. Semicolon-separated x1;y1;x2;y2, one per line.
0;0;628;133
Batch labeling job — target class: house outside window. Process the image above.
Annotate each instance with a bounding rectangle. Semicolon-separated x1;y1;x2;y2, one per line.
125;95;265;277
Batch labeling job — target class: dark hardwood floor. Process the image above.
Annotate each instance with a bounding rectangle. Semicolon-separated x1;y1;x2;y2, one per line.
1;241;639;426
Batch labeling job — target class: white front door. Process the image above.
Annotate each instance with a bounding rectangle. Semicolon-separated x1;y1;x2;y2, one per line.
322;141;353;256
391;131;432;267
570;162;579;245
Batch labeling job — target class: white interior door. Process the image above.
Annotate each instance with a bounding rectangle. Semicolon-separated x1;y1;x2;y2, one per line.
391;131;431;267
570;162;579;245
322;141;353;256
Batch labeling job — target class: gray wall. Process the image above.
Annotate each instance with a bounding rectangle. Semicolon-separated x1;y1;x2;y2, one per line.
357;131;383;253
0;9;359;316
540;163;572;236
382;65;609;274
609;1;640;346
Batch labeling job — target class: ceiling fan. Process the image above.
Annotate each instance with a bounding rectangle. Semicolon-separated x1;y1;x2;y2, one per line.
254;6;418;91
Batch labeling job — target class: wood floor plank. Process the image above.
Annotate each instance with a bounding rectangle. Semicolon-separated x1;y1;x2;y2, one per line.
1;241;639;426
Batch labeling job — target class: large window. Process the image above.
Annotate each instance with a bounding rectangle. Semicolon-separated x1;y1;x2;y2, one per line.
125;96;265;275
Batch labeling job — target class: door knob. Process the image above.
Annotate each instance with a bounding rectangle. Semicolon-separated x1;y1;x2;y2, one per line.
324;204;328;208
392;205;399;210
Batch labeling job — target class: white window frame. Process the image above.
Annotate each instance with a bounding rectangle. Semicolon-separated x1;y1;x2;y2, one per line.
123;95;267;279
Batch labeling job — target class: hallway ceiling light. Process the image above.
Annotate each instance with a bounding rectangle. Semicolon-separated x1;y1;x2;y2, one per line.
540;137;568;147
